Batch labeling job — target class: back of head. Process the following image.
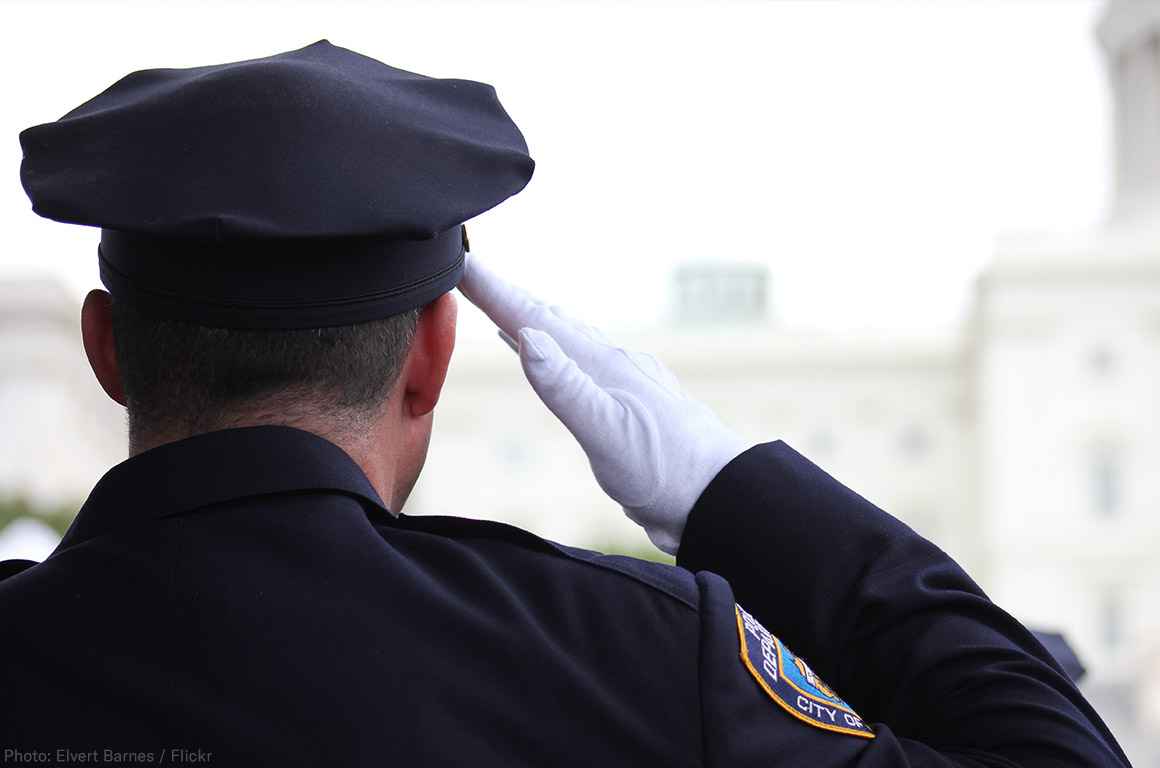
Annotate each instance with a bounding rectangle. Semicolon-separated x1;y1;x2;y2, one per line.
110;301;419;448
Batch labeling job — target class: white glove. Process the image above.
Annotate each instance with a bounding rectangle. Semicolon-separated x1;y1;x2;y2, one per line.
458;254;749;554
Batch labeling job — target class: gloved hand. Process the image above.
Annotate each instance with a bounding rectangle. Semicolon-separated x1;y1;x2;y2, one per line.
458;254;749;554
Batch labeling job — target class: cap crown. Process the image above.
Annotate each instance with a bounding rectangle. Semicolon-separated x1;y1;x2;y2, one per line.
20;40;534;240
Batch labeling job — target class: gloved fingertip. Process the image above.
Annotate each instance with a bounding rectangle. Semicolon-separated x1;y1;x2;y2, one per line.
457;252;495;304
518;327;548;363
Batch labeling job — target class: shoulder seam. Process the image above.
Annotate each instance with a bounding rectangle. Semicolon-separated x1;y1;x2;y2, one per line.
546;541;699;612
392;514;699;612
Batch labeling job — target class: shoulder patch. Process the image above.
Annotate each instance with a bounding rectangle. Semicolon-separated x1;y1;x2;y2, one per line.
735;604;874;739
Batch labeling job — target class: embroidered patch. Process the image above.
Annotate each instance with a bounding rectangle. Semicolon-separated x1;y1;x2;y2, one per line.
736;604;874;739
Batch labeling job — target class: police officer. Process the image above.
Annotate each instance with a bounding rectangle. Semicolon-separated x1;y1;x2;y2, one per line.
0;41;1130;767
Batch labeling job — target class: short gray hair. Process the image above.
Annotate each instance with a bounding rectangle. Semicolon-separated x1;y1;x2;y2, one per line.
110;301;421;444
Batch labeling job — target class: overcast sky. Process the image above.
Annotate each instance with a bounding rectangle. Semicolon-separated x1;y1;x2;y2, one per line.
0;0;1110;340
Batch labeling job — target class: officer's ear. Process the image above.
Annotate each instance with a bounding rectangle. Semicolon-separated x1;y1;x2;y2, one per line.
400;291;457;418
81;289;127;407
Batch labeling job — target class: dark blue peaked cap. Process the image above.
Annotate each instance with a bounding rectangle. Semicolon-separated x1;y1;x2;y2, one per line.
19;40;534;328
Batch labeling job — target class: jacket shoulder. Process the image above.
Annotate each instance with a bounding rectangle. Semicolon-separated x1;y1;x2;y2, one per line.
390;514;700;612
547;542;699;611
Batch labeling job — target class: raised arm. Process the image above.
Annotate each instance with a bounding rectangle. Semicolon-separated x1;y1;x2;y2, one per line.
682;441;1131;766
458;255;1130;766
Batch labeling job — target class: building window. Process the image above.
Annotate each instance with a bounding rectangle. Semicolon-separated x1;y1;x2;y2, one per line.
673;264;768;326
1087;345;1116;377
1089;445;1122;519
1100;587;1123;651
898;424;931;461
806;428;835;458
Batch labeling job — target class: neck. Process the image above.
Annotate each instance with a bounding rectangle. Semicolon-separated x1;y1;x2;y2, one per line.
129;411;404;512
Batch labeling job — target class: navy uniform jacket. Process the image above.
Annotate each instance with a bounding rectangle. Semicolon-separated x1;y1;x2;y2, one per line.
0;426;1129;766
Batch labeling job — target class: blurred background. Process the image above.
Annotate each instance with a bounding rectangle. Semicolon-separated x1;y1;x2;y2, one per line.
2;0;1159;761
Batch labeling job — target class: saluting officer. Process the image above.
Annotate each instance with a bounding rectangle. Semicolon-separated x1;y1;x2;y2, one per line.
1;41;1130;767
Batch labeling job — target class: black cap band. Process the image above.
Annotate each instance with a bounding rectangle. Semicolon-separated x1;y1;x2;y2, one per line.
98;226;465;329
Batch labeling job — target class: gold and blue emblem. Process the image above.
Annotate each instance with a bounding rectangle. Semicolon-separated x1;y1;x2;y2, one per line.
735;604;874;739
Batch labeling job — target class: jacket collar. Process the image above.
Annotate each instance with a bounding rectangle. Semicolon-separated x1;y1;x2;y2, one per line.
56;425;391;553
